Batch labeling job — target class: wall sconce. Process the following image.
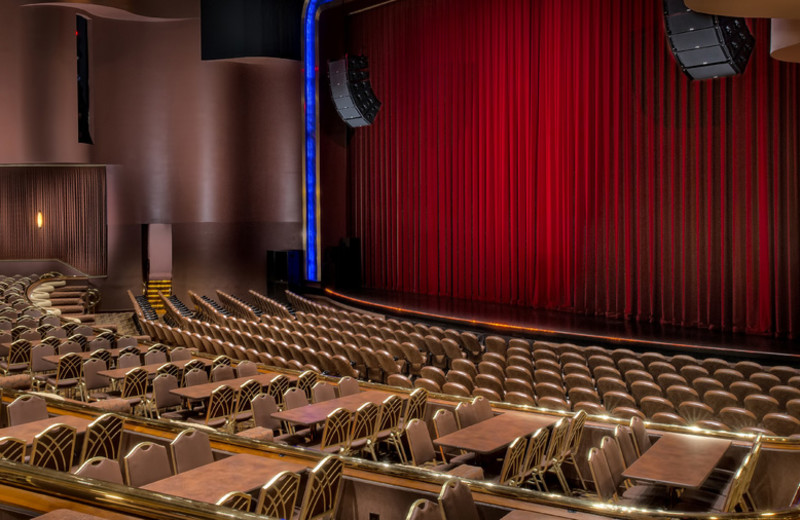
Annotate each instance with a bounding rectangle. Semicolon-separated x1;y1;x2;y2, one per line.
36;211;44;229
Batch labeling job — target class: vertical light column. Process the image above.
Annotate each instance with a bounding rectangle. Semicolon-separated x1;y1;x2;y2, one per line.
302;0;336;282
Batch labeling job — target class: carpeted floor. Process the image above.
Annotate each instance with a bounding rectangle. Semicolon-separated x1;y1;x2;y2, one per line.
95;312;139;336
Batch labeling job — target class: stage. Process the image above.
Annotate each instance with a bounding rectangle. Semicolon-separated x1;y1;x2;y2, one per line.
320;287;800;365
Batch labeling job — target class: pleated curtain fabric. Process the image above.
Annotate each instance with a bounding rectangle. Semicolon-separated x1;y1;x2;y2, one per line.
0;165;106;275
346;0;800;337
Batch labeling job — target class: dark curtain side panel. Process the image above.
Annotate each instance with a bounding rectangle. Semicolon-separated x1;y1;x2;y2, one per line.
0;166;106;275
343;0;800;337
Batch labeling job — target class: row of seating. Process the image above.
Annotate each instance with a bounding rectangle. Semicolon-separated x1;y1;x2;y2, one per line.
1;404;124;469
286;291;413;333
289;392;410;460
205;289;483;362
27;275;100;322
0;274;45;321
150;296;461;384
182;295;792;436
587;419;762;512
0;400;343;520
92;438;343;520
406;478;524;520
142;318;312;371
249;290;293;320
139;286;800;438
215;289;262;321
140;310;424;384
280;292;800;436
285;289;800;388
132;294;158;321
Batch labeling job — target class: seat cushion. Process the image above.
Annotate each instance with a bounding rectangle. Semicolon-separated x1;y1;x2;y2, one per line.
446;464;485;480
236;427;274;442
0;374;32;389
88;398;132;412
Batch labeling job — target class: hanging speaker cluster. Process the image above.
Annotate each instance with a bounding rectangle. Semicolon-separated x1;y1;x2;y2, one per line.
663;0;754;80
328;55;381;128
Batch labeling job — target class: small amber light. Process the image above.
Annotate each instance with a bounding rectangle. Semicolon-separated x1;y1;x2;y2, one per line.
36;211;44;228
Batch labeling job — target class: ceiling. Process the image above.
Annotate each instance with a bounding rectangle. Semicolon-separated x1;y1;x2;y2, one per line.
686;0;800;62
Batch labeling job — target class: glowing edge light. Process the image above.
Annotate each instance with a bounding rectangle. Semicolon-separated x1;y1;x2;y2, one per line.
302;0;335;282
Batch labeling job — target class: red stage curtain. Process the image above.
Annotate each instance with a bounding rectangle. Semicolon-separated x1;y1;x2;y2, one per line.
346;0;800;337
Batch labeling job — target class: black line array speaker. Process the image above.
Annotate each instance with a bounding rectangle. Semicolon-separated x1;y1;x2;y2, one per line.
663;0;754;80
76;15;93;144
328;55;381;128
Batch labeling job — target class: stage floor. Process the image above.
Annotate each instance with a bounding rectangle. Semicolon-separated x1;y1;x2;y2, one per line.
323;287;800;364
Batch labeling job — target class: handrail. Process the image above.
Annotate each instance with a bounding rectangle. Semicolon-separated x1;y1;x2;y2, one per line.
2;388;799;520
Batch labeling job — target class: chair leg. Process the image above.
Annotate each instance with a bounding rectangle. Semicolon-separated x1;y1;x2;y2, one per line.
526;470;547;492
390;431;407;464
552;463;571;494
567;453;587;490
367;441;378;462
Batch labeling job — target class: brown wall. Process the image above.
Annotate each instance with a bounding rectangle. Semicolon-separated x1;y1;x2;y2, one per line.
0;2;303;309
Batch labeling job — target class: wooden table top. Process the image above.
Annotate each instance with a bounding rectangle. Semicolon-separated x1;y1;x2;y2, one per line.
433;412;558;455
0;415;91;444
621;433;733;489
271;390;398;427
35;509;140;520
141;453;307;502
42;346;146;365
169;373;292;400
97;358;211;380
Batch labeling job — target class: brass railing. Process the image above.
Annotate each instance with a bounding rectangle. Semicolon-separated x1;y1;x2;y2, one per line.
2;388;800;520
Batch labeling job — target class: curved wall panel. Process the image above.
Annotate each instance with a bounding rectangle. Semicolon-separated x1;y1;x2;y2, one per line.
21;0;199;21
0;2;303;309
771;18;800;63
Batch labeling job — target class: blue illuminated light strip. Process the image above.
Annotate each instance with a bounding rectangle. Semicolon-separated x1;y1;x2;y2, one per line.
302;0;335;282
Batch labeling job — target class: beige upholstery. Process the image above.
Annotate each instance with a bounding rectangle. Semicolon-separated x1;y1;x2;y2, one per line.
236;426;274;441
438;479;480;520
7;394;48;426
74;456;124;484
312;382;337;403
337;376;360;396
406;499;442;520
629;416;651;456
170;428;213;473
123;441;172;487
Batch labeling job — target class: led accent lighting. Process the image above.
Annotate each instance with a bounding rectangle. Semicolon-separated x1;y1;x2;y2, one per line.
302;0;336;282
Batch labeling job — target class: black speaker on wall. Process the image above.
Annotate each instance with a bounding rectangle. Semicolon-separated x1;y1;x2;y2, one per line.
266;250;303;298
336;238;361;289
328;55;381;128
76;15;93;144
201;0;302;60
663;0;754;80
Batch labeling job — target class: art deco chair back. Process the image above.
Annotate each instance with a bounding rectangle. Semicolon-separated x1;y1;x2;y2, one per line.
256;470;302;520
30;423;77;472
